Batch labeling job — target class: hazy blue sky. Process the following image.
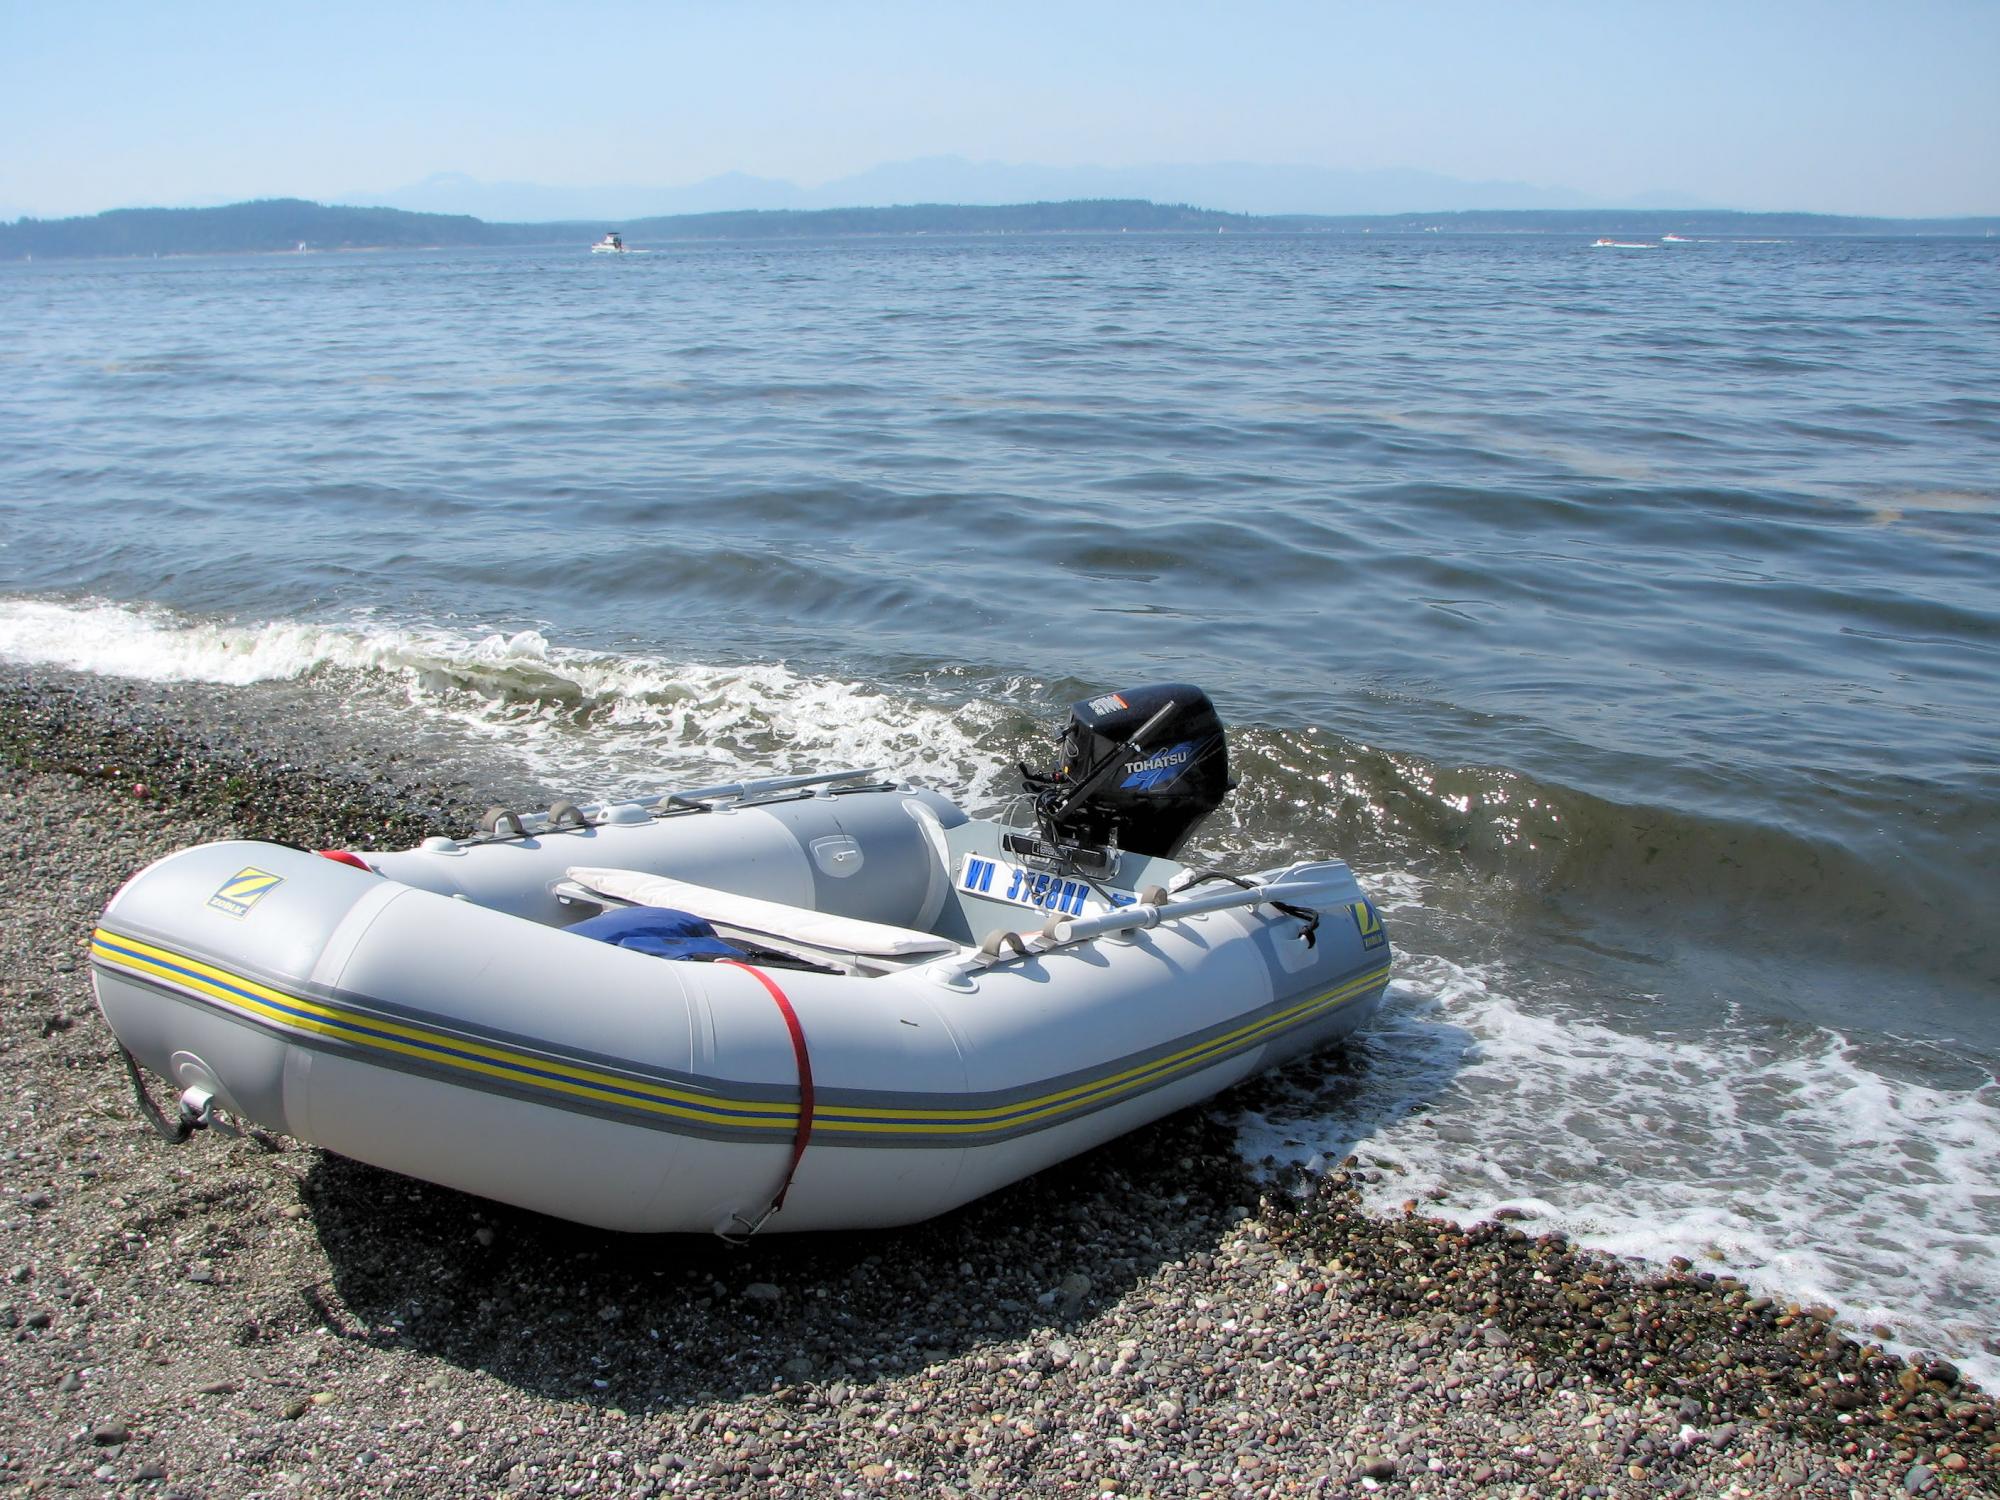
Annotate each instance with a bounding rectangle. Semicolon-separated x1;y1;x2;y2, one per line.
5;0;1996;218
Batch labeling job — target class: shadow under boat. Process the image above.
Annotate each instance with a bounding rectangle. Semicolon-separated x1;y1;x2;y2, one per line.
293;998;1469;1417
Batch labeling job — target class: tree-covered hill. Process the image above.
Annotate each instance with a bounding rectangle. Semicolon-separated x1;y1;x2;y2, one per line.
3;197;1994;260
0;199;565;258
0;198;1247;259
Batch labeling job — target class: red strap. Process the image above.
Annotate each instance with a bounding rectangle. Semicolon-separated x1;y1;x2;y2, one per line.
316;850;373;871
717;960;813;1213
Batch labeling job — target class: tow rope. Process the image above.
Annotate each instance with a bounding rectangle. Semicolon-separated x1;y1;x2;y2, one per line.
1181;868;1320;947
118;1044;194;1143
116;1045;269;1148
717;959;814;1240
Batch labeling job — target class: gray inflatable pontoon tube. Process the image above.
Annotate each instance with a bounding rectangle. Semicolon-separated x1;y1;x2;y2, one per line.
91;776;1391;1235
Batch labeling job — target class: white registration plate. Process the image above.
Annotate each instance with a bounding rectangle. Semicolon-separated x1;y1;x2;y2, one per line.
956;853;1131;919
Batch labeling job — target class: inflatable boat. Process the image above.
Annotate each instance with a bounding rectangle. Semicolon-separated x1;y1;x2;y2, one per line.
91;686;1392;1235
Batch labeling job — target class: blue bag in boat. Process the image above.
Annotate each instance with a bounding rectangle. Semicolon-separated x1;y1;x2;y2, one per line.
568;906;742;961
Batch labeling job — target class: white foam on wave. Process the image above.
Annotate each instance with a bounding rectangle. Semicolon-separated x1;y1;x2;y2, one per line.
0;598;401;687
0;597;1018;806
440;640;1018;806
1236;895;2000;1388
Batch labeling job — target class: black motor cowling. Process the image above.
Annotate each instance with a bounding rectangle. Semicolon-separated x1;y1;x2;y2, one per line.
1025;683;1232;860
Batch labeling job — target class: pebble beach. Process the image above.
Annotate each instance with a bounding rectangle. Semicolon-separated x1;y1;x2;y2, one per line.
2;665;1995;1499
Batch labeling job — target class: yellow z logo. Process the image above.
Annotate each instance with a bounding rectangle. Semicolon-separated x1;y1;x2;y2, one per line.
208;867;284;918
1350;900;1387;949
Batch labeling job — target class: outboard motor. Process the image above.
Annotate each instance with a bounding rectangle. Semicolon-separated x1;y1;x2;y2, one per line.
1020;683;1232;866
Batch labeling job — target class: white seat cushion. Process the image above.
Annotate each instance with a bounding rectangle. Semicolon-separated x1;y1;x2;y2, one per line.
565;867;957;958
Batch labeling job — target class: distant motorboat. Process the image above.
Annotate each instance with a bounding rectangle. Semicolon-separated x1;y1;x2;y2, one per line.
590;232;627;255
1592;238;1655;250
1661;234;1692;244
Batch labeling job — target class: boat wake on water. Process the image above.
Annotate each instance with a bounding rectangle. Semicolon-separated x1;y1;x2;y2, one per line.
3;595;1995;1384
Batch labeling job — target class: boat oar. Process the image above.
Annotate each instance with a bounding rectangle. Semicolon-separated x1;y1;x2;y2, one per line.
1040;861;1356;945
933;864;1361;987
644;767;885;812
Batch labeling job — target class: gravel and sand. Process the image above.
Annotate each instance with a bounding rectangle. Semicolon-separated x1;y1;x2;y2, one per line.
2;666;1993;1497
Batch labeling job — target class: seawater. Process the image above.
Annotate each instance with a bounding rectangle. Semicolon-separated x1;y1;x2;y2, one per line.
2;233;1996;1383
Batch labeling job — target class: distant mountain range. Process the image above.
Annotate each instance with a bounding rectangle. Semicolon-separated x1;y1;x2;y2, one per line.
342;157;1707;222
5;198;1996;261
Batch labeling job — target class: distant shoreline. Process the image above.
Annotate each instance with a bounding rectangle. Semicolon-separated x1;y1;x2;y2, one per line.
5;196;1998;260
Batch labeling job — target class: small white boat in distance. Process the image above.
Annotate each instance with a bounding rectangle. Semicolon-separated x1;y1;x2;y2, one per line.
590;231;627;254
1661;234;1692;243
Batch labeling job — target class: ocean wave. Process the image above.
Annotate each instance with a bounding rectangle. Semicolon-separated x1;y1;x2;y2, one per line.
1223;725;1999;991
0;597;1019;807
5;596;1990;991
